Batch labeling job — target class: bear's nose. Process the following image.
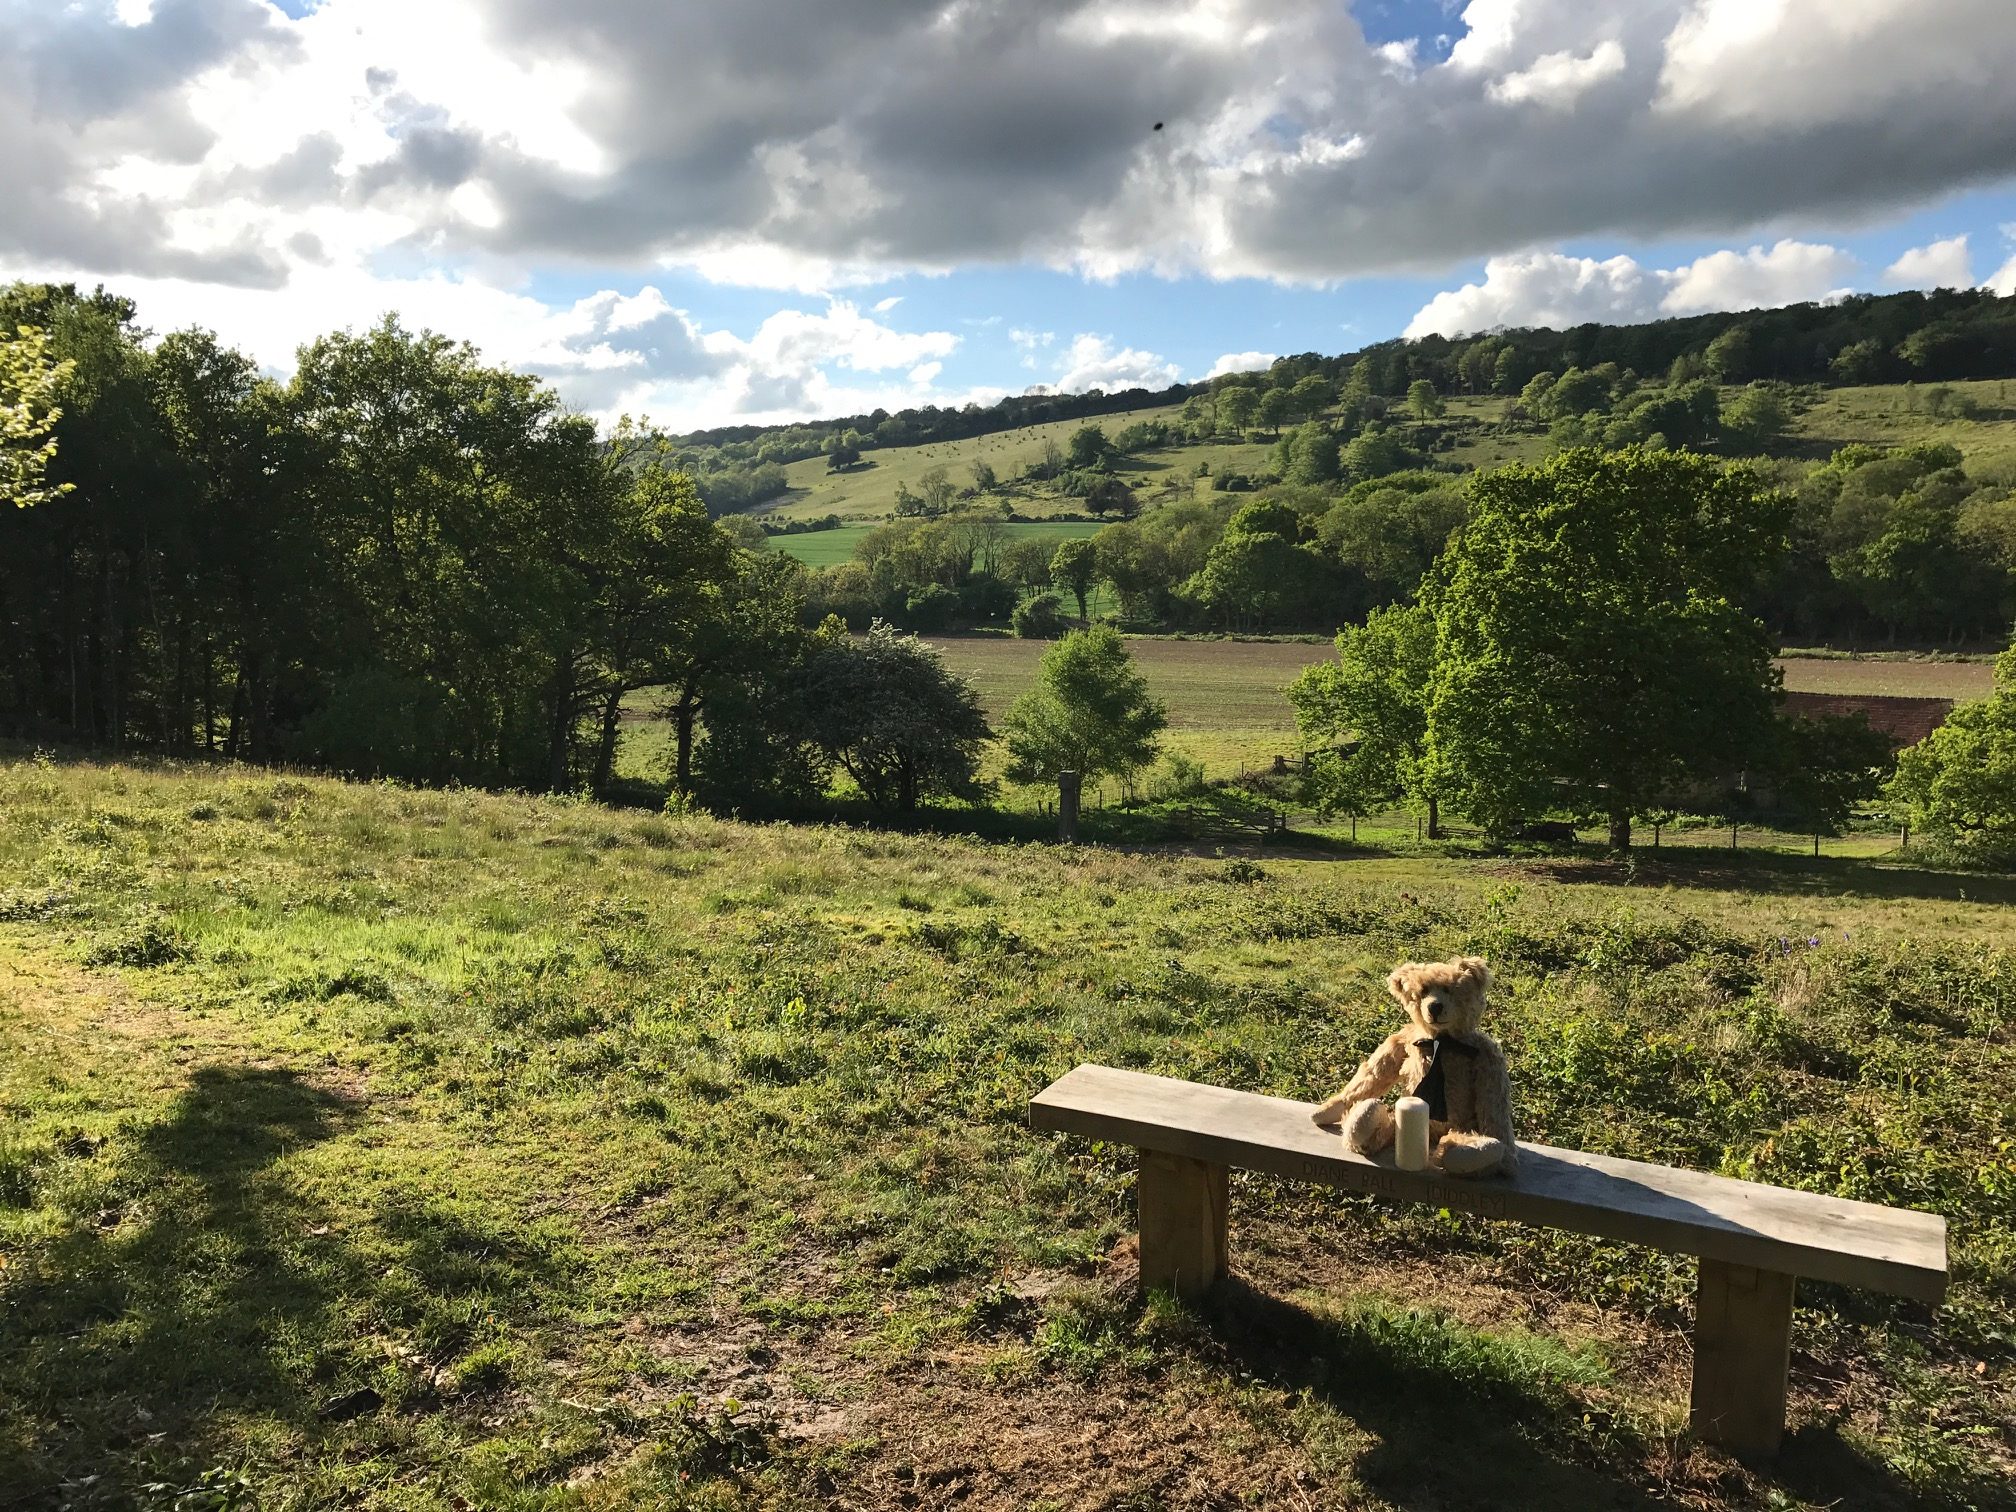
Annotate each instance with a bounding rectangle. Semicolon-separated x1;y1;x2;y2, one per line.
1426;999;1446;1020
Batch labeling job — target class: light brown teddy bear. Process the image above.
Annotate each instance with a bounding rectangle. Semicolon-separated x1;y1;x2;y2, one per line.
1311;956;1516;1178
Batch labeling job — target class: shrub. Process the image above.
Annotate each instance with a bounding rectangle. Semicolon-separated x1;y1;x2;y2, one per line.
1012;592;1069;639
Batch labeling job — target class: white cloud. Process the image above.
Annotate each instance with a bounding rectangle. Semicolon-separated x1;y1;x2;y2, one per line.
1055;334;1181;393
1984;255;2016;298
1406;238;1860;337
1658;0;2016;129
872;295;904;313
1404;251;1658;337
1884;235;1973;290
9;0;2016;294
1658;238;1857;314
1206;350;1277;378
1375;39;1420;78
1489;40;1626;109
1009;328;1055;349
907;360;942;385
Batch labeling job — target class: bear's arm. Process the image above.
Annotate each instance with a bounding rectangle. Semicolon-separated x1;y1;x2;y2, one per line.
1311;1029;1412;1126
1472;1035;1518;1169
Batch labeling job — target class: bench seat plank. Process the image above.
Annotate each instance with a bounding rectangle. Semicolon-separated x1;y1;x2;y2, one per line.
1030;1064;1947;1303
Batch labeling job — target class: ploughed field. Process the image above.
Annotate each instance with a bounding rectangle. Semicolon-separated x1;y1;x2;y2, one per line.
1;753;2011;1510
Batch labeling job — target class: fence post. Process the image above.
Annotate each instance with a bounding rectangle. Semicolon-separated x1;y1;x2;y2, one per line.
1813;833;1820;858
1731;823;1738;850
1900;822;1910;852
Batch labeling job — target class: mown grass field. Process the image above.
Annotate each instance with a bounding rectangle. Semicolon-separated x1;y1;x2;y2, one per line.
768;520;1105;569
1;752;2011;1511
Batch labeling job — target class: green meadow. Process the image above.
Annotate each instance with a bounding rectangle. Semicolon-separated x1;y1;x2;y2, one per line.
2;752;2011;1509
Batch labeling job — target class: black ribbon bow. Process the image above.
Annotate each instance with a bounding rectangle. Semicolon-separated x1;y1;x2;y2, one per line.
1412;1034;1480;1123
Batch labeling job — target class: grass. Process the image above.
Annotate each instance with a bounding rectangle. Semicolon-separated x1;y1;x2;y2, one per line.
759;404;1252;524
767;519;1104;569
1;750;2012;1509
1791;379;2016;473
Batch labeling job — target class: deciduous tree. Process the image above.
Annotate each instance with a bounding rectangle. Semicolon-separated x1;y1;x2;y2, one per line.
0;325;72;511
805;622;991;812
1001;625;1166;820
1289;601;1440;833
1425;447;1789;849
1051;537;1099;623
1890;645;2016;862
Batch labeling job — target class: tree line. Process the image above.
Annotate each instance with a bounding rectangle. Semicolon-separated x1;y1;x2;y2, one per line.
0;284;1000;810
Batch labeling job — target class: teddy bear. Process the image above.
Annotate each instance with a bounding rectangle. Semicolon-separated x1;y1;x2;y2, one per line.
1311;955;1516;1178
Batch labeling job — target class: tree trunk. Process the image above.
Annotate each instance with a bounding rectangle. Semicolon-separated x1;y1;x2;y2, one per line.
546;650;577;793
1609;811;1632;851
1057;770;1082;843
1426;794;1441;840
225;667;249;760
673;697;698;796
591;687;625;795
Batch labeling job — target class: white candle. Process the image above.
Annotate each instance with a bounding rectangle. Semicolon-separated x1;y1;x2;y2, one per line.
1394;1097;1431;1172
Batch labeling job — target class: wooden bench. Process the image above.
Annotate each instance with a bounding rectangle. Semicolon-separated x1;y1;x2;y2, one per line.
1030;1064;1948;1459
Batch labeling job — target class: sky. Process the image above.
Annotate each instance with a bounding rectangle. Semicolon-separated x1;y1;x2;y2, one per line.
6;0;2016;432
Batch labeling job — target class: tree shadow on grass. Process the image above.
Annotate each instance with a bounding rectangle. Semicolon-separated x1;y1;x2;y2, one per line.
2;1062;588;1503
1507;850;2016;908
1191;1277;2016;1512
1198;1277;1668;1511
0;1067;361;1500
1769;1422;2016;1512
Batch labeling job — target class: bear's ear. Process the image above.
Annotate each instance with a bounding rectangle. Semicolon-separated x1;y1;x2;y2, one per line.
1452;955;1493;994
1387;965;1419;1005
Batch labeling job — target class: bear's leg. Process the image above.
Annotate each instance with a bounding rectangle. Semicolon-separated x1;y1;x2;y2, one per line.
1343;1100;1395;1156
1435;1131;1508;1178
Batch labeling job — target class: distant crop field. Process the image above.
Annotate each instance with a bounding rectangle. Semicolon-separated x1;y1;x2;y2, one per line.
926;634;1332;775
769;519;1103;568
932;639;1989;727
1775;654;1992;701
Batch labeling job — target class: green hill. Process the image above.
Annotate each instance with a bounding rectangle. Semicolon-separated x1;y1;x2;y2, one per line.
751;377;2016;535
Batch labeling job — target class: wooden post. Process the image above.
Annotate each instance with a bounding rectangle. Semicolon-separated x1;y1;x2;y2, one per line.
1900;822;1910;852
1813;833;1820;858
1136;1149;1227;1299
1731;823;1738;850
1690;1259;1795;1459
1057;770;1081;844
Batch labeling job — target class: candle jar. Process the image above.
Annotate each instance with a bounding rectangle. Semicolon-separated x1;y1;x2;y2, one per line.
1394;1096;1431;1172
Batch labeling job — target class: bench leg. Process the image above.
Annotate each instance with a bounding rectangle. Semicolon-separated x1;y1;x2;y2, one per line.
1690;1258;1795;1458
1136;1149;1227;1299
